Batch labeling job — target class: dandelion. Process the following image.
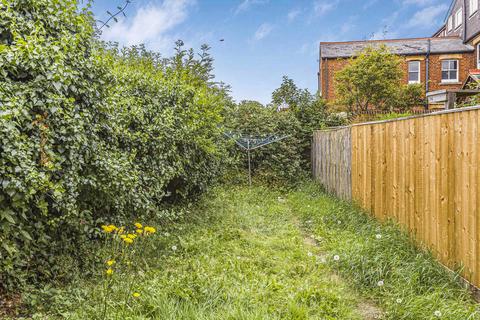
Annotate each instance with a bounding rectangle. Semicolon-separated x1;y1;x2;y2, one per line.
172;245;177;252
134;223;143;229
307;252;313;257
136;229;143;234
132;292;140;298
106;260;115;266
434;310;442;317
377;280;384;287
117;227;125;234
106;268;113;276
396;298;403;304
337;220;342;225
120;234;127;240
376;234;382;239
127;234;137;239
333;255;340;261
144;226;156;234
123;237;134;244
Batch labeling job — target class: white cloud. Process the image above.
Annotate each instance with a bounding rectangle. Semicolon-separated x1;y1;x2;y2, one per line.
235;0;268;14
407;4;448;28
101;0;195;51
253;23;274;40
287;9;301;22
313;0;339;16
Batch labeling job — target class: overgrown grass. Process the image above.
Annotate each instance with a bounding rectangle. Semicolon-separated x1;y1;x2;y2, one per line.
289;182;480;320
23;182;480;319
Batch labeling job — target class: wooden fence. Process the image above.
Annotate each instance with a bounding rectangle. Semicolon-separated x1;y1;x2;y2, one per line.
312;127;351;200
312;106;480;288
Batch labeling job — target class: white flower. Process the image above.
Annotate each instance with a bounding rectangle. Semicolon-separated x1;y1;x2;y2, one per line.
377;280;384;287
376;234;382;239
237;256;241;260
171;245;177;251
333;255;340;261
396;298;403;304
434;310;442;317
337;220;342;225
307;252;313;257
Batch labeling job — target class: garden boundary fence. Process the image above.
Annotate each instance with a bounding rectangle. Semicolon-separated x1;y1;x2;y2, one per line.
312;106;480;289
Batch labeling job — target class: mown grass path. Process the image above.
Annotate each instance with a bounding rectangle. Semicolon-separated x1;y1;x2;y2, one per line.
35;183;479;319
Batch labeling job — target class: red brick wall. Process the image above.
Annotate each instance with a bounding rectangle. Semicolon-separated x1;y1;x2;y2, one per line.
320;52;476;105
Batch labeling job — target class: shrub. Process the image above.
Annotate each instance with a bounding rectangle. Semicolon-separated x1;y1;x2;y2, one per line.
0;0;229;291
224;78;344;184
334;46;425;113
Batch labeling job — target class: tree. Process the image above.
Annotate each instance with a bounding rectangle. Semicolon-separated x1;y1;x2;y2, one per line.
335;46;404;112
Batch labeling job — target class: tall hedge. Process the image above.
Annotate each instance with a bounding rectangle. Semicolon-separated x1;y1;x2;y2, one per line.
0;0;229;291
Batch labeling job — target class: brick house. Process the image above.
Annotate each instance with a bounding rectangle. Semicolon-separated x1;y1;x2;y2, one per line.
318;0;480;109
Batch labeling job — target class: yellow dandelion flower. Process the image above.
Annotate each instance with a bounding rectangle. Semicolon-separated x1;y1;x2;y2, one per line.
106;260;115;266
117;227;125;234
136;229;143;234
127;233;137;239
106;268;113;276
120;234;127;239
134;223;143;229
132;292;140;298
101;225;114;233
123;237;134;244
144;226;156;234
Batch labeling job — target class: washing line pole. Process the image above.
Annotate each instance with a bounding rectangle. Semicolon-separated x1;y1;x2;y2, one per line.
247;140;252;186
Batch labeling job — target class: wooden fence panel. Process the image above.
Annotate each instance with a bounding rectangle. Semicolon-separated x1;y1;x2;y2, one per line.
312;127;351;200
312;106;480;288
350;107;480;287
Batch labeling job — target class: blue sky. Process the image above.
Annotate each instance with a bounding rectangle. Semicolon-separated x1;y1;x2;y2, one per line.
91;0;453;104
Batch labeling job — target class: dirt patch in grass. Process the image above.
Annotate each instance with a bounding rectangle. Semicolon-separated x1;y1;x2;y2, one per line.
0;292;21;318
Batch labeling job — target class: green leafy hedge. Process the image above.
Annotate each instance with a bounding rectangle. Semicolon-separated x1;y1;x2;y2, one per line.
225;78;345;184
0;0;229;291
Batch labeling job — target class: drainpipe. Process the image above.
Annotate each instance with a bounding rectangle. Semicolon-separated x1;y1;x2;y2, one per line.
318;44;322;95
464;0;468;42
425;39;431;110
325;58;329;100
426;39;431;93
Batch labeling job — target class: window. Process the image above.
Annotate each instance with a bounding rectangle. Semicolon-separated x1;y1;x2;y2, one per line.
477;44;480;69
470;0;478;16
448;16;453;31
455;8;463;28
441;60;459;83
408;61;420;84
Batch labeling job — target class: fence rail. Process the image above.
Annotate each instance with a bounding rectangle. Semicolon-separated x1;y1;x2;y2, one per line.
312;106;480;288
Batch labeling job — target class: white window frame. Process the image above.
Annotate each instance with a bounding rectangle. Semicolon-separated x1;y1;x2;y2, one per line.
477;44;480;69
455;8;463;29
408;61;421;84
448;16;453;31
441;59;459;83
470;0;478;17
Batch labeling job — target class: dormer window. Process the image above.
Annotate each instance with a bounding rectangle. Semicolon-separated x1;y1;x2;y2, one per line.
470;0;478;16
455;8;463;29
448;16;453;31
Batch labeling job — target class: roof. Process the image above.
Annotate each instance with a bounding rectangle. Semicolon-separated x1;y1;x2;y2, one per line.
320;37;474;59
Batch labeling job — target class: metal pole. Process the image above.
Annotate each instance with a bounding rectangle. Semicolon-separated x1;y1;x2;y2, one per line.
247;140;252;186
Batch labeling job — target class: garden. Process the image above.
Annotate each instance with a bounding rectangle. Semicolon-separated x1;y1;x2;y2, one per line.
1;1;480;319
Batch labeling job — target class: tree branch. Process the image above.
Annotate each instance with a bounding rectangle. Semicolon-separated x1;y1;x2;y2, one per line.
97;0;131;31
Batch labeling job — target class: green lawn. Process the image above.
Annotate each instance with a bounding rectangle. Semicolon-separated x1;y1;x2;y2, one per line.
30;183;479;319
